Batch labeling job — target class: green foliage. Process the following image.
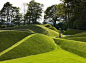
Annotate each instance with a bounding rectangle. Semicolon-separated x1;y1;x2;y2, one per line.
54;38;86;58
62;0;86;30
63;29;84;35
0;31;31;52
0;34;56;61
25;0;43;24
0;2;22;26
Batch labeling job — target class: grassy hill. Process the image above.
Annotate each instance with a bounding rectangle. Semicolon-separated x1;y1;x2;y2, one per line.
0;31;32;52
63;29;84;35
54;38;86;58
1;25;48;35
0;34;57;61
2;25;63;37
38;25;64;37
0;49;86;63
64;32;86;42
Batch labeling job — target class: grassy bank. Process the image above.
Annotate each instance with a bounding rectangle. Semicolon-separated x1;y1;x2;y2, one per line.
0;34;57;61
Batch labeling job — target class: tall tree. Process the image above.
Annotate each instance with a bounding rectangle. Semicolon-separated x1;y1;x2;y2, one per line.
61;0;86;30
25;0;43;24
44;4;65;27
0;2;22;27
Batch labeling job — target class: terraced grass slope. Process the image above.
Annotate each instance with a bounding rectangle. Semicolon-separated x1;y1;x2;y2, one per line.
64;32;86;42
63;29;84;35
54;38;86;58
44;24;59;32
2;25;48;35
0;49;86;63
38;25;64;37
0;31;31;52
2;25;64;37
0;34;57;61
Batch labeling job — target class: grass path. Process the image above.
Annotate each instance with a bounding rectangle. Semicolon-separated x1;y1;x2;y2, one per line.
0;49;86;63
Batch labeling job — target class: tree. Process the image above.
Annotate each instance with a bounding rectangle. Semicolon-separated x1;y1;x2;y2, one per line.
12;7;22;26
44;4;65;27
61;0;86;30
0;2;22;27
25;0;43;24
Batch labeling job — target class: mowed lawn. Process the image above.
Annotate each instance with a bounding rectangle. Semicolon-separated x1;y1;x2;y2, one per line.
0;49;86;63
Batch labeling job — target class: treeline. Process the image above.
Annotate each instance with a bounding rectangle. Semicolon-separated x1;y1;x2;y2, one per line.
0;0;86;30
44;0;86;30
0;0;43;28
62;0;86;30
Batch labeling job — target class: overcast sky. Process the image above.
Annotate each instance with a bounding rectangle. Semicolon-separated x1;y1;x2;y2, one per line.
0;0;61;12
0;0;62;22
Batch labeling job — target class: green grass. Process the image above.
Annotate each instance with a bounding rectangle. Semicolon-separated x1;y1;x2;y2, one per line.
44;24;59;32
71;31;86;37
63;29;84;35
64;31;86;42
0;49;86;63
54;38;86;58
38;25;64;37
0;34;57;61
44;24;52;28
14;29;34;33
64;37;86;42
2;24;63;37
1;25;48;35
0;31;31;52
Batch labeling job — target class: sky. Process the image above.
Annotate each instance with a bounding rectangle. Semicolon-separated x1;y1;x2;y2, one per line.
0;0;61;12
0;0;62;22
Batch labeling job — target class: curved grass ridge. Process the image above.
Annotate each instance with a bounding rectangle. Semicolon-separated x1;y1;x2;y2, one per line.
0;31;32;52
2;25;48;35
37;25;64;37
0;34;35;56
0;34;57;61
54;38;86;58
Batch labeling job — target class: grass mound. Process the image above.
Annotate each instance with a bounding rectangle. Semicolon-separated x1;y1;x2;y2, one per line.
2;25;48;34
63;29;84;35
44;24;59;32
0;31;31;52
54;38;86;58
15;29;34;33
64;32;86;42
71;31;86;37
38;25;64;37
2;24;62;37
44;24;52;28
0;34;57;61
